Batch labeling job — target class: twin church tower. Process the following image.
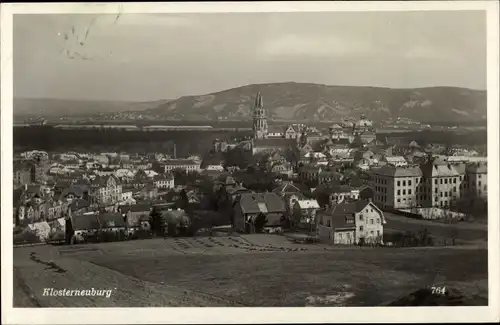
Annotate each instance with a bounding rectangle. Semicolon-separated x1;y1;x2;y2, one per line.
252;92;268;139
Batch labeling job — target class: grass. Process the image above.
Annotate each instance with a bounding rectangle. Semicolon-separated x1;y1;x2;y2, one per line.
383;213;487;244
13;235;488;307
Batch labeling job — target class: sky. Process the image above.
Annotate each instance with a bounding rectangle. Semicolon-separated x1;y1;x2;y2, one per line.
14;11;486;102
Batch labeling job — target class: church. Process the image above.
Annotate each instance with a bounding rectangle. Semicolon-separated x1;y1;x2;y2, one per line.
251;92;298;155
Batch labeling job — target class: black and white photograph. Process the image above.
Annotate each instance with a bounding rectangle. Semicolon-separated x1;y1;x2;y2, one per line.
1;1;499;324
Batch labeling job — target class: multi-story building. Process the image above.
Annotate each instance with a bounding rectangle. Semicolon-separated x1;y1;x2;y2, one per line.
373;157;465;210
164;159;201;173
464;163;487;199
420;158;462;208
14;161;33;188
153;174;175;189
89;175;122;206
372;165;423;209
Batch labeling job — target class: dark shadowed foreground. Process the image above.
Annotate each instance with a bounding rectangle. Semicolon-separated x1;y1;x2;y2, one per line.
13;235;488;307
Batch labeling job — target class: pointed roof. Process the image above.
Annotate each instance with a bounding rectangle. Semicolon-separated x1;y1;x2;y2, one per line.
254;92;264;108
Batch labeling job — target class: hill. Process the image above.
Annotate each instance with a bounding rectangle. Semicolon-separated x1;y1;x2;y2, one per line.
15;83;487;124
139;83;487;123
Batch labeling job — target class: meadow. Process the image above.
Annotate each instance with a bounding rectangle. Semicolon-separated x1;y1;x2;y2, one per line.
13;234;488;307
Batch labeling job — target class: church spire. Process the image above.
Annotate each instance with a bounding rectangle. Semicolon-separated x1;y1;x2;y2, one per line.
252;92;268;139
255;92;263;108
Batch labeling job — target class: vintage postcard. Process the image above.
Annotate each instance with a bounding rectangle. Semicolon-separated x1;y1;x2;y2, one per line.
1;1;499;324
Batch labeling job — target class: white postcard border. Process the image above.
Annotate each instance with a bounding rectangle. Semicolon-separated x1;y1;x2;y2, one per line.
1;1;499;324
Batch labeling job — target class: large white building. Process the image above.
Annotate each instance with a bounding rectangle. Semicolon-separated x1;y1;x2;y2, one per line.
164;159;201;174
372;156;487;210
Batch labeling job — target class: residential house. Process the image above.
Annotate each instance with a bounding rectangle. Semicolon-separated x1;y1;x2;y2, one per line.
272;181;305;214
318;169;342;186
153;174;175;189
270;161;294;178
95;167;115;177
97;212;127;236
233;192;286;233
380;155;408;167
119;189;136;205
353;150;380;169
328;185;360;205
284;125;300;139
67;213;101;243
267;125;285;138
298;165;322;182
114;168;135;182
292;199;320;229
316;200;385;245
136;183;158;200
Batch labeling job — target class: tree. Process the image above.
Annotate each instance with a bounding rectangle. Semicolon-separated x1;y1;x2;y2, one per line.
254;213;268;233
149;207;164;237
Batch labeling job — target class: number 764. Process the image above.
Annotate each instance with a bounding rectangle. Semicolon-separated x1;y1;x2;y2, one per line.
431;286;446;295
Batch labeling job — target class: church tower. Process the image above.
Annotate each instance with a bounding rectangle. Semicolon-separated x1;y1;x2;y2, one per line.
252;92;268;139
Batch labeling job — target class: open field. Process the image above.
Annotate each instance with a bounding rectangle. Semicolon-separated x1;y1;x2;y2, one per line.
13;234;488;307
384;213;488;246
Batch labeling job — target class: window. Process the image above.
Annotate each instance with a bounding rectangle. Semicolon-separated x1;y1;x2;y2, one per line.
453;178;457;184
453;187;457;193
435;188;438;193
435;179;438;185
370;219;374;224
339;233;343;239
359;226;364;232
440;179;443;184
376;218;380;224
403;189;406;195
359;214;364;221
370;230;374;235
326;219;331;227
444;192;448;197
397;190;401;195
397;198;401;203
403;180;406;186
377;230;381;236
444;179;448;184
440;192;443;197
397;181;401;186
409;180;412;186
479;181;482;186
408;189;412;195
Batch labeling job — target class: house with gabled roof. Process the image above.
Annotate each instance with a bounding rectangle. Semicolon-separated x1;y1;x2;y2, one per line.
316;200;386;245
233;192;286;233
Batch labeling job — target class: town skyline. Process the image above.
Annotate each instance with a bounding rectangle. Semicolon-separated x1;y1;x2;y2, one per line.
14;11;486;102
